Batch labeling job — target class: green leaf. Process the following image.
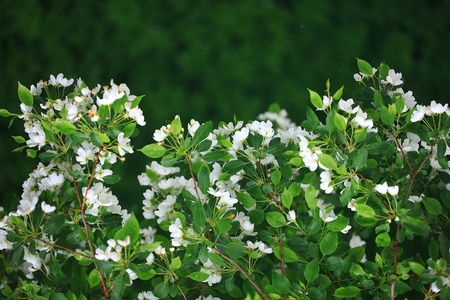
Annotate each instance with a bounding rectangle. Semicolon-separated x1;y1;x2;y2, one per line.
375;232;391;247
273;245;299;262
18;82;33;106
272;272;291;294
380;105;394;127
373;91;384;108
43;214;66;234
333;85;344;100
225;241;246;258
193;202;206;233
111;272;129;300
327;215;349;232
90;131;104;147
271;170;281;185
318;153;337;170
402;216;431;235
334;286;361;298
320;232;338;256
237;193;255;209
71;265;88;296
12;136;26;143
171;256;182;270
304;259;319;283
217;218;232;234
0;108;12;117
54;120;77;134
266;211;287;228
139;143;166;158
349;144;368;170
129;263;156;280
198;163;210;194
222;160;246;175
188;272;209;282
305;185;317;211
281;189;293;209
334;112;347;131
191;121;213;148
308;89;323;109
114;212;140;246
103;174;121;185
355;204;376;219
171;117;182;136
26;149;37;158
88;269;101;287
197;139;212;152
356;58;373;76
354;128;367;143
122;123;136;138
208;253;225;266
423;197;442;217
130;95;144;109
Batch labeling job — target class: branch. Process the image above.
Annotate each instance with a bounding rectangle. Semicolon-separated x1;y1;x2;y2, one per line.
390;224;401;300
391;132;413;174
185;153;200;199
172;275;187;300
212;247;270;300
70;150;110;300
30;237;92;260
406;138;438;197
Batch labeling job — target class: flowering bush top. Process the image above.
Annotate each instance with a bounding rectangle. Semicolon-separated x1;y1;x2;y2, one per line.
0;59;449;299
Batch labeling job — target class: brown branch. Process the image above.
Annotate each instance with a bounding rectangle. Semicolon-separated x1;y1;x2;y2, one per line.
70;150;110;300
185;153;200;199
30;237;93;260
172;275;187;300
406;138;438;197
391;132;413;174
390;224;401;300
212;247;269;300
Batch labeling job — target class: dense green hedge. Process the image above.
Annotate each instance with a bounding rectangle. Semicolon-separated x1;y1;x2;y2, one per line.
1;0;449;209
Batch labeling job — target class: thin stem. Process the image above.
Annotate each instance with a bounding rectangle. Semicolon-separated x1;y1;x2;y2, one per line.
70;152;110;300
406;138;438;197
391;132;413;174
390;224;401;300
172;275;187;300
185;153;200;199
212;247;270;300
30;237;92;260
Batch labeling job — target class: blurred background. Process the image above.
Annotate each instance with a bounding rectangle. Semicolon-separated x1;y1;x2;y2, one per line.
1;0;449;211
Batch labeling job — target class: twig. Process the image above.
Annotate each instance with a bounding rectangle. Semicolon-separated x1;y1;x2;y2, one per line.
212;247;270;300
71;151;110;300
30;236;93;260
185;154;200;199
390;224;401;300
406;138;438;197
172;275;187;300
392;134;413;174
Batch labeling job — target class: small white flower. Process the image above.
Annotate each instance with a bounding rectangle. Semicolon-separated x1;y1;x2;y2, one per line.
117;132;133;156
408;194;424;203
381;69;403;86
341;225;352;234
349;235;366;248
97;85;124;106
41;202;56;213
117;236;130;248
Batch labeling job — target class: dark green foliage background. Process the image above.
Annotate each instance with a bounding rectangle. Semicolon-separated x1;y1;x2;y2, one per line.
1;0;449;210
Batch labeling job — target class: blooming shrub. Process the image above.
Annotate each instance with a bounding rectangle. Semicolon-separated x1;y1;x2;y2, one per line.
0;59;449;299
